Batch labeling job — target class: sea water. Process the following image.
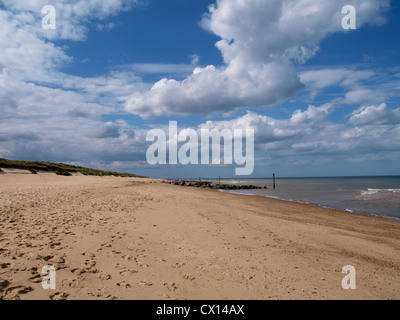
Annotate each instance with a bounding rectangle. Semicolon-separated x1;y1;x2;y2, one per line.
214;176;400;220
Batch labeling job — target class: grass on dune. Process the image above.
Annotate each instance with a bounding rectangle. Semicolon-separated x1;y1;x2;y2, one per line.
0;158;148;178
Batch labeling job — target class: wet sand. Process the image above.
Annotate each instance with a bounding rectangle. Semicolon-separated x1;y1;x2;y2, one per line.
0;172;399;300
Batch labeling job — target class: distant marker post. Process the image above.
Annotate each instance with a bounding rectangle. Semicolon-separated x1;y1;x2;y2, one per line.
273;173;276;190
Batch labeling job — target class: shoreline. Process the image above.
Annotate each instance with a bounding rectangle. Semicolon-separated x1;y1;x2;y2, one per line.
218;189;400;223
163;177;400;222
0;173;399;300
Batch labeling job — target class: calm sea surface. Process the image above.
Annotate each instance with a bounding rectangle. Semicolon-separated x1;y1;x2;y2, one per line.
212;176;400;220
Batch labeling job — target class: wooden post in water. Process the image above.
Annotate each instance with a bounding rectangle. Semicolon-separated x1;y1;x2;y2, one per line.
219;176;221;184
273;173;276;190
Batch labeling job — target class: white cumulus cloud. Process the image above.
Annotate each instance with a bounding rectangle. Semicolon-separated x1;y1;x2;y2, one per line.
1;0;138;40
0;0;147;168
125;0;389;119
350;103;400;125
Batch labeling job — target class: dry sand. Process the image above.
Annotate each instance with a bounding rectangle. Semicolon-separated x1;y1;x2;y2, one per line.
0;171;399;300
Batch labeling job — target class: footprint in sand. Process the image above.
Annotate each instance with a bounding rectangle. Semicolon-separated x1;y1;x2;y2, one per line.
137;261;149;268
84;267;98;274
99;274;112;280
138;280;153;287
28;274;42;283
172;262;185;269
117;281;132;289
82;252;96;258
120;267;139;276
50;292;69;300
83;259;98;274
85;260;96;268
1;285;33;300
62;279;81;288
93;287;109;298
164;282;177;292
0;279;11;292
122;255;133;261
71;267;86;275
50;241;61;249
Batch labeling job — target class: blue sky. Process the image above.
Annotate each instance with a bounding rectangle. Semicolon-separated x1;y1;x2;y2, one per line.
63;1;222;77
0;0;399;178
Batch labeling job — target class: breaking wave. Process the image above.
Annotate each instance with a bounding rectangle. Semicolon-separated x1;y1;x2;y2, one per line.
359;188;400;200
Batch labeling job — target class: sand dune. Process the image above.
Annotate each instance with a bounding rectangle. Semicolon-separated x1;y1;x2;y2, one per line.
0;172;399;300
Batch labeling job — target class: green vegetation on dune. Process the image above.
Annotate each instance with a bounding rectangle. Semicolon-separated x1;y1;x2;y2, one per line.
0;158;148;178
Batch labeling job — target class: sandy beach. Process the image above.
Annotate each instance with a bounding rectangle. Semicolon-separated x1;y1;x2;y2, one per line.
0;171;399;300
